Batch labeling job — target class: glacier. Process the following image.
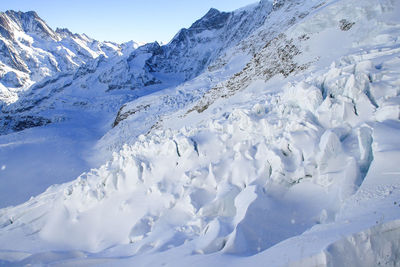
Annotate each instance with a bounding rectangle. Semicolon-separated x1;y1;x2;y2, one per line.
0;0;400;266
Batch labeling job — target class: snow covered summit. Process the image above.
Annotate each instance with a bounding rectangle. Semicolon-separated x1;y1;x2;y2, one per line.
0;10;125;103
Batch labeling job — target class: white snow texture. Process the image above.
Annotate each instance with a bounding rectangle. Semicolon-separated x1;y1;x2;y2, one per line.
0;0;400;266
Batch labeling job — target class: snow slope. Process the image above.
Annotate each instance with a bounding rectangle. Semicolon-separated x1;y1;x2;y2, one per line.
0;0;400;266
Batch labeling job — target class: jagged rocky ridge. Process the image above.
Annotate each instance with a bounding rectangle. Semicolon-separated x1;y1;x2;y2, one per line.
0;10;127;104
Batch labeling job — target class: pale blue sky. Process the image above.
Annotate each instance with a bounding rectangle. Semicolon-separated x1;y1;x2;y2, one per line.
0;0;259;44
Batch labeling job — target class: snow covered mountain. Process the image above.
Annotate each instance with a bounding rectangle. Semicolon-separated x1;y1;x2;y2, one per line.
0;3;274;136
1;0;400;266
0;10;127;104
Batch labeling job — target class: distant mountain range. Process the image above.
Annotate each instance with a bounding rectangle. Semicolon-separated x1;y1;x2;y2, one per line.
0;10;129;100
0;2;273;135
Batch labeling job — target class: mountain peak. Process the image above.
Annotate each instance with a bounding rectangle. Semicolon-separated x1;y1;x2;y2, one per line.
0;12;13;39
205;8;221;16
2;10;58;41
4;10;40;23
5;10;39;18
190;7;231;31
55;27;75;38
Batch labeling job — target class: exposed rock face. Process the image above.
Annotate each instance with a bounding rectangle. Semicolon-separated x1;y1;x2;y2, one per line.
112;104;150;127
4;10;59;40
0;13;14;39
145;4;273;81
98;42;163;91
189;33;310;114
339;19;355;31
273;0;286;10
191;8;231;30
0;115;51;134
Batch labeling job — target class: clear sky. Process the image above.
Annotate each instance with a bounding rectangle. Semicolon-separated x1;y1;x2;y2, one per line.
0;0;259;44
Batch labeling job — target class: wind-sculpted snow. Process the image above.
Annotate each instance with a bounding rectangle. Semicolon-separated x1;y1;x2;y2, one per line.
0;0;400;266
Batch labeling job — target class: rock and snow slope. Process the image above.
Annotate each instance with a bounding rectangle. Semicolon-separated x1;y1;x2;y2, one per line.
0;0;400;266
0;10;128;104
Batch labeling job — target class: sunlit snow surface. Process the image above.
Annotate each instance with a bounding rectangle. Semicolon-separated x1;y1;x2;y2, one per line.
1;0;400;266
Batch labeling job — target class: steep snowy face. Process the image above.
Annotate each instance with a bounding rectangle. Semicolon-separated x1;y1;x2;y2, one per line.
97;42;164;91
145;1;273;81
0;10;123;104
2;11;58;41
91;1;274;91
